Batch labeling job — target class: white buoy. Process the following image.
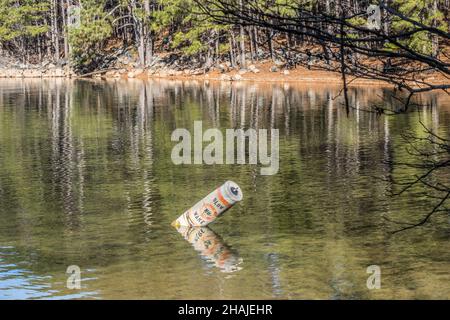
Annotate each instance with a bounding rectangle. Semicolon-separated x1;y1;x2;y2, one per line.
171;181;243;227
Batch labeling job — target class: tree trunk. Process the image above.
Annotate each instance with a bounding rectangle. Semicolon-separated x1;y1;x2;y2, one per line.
253;26;259;61
431;0;439;58
62;0;70;61
325;0;332;34
285;32;291;61
248;28;254;63
239;0;246;68
383;0;390;37
229;33;236;67
215;35;220;61
339;0;349;114
130;2;145;66
267;29;274;61
144;0;153;66
51;0;60;62
38;35;42;63
138;29;145;66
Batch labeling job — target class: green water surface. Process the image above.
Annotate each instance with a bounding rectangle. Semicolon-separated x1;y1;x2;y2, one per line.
0;79;449;299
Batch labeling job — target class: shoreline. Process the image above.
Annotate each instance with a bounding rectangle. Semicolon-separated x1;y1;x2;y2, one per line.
0;60;444;87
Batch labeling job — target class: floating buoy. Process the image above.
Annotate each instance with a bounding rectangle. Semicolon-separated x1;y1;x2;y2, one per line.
171;181;243;227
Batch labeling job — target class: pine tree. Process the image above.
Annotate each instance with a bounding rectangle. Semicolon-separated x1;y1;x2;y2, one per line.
391;0;447;56
152;0;229;66
0;0;49;62
68;0;112;72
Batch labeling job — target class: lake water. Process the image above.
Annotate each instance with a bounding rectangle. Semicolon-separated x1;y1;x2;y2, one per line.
0;79;449;299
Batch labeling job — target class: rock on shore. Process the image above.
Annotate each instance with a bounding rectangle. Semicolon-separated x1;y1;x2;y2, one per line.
0;64;74;78
0;51;302;81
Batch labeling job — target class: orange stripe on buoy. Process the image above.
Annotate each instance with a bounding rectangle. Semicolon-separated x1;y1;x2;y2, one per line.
217;188;230;207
